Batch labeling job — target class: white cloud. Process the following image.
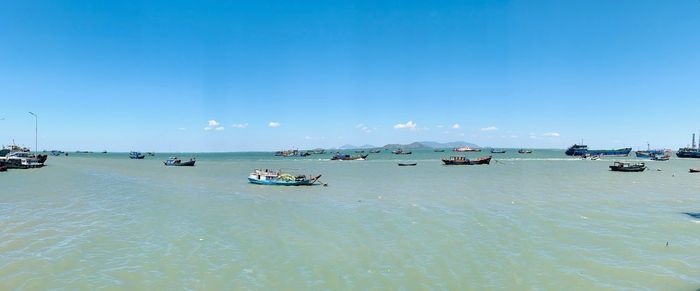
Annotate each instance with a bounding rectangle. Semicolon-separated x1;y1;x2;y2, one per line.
529;134;537;139
177;127;187;131
451;123;460;129
480;126;498;131
231;123;248;129
436;125;444;128
543;132;560;137
204;120;223;131
394;121;417;129
355;123;372;133
268;122;281;128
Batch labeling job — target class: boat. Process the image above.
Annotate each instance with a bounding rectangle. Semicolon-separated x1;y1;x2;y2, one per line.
274;149;299;157
50;150;65;156
690;168;700;173
331;153;368;161
398;163;417;166
164;157;196;166
651;155;670;161
518;149;533;154
392;149;412;155
129;151;145;159
248;169;322;186
369;149;382;153
635;143;664;158
490;149;506;153
300;152;311;157
0;165;6;172
0;151;45;169
565;144;631;157
355;150;365;153
609;161;646;172
677;134;700;158
590;155;601;160
102;151;108;154
312;149;325;154
433;149;445;152
453;146;481;152
441;155;492;165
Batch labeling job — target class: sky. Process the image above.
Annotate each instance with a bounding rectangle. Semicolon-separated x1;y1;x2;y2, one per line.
1;0;699;152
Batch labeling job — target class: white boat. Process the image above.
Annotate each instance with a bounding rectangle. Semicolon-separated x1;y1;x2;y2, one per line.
453;146;481;152
0;151;45;169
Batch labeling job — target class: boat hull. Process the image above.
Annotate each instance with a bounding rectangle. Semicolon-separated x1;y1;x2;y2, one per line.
676;150;700;158
442;156;492;165
248;175;320;186
164;160;195;166
567;147;631;157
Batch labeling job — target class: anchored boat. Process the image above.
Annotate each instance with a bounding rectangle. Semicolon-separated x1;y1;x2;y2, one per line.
609;162;646;172
331;153;368;161
566;144;631;157
392;149;412;155
398;163;417;166
129;151;145;159
248;169;322;186
677;134;700;158
164;157;196;166
518;149;533;154
442;155;492;165
490;149;506;153
453;146;480;152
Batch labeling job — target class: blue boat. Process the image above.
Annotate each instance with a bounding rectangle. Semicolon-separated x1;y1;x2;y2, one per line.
565;144;631;157
248;169;322;186
129;151;145;159
164;157;195;166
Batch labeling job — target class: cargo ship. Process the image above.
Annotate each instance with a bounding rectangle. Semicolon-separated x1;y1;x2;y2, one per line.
565;144;631;157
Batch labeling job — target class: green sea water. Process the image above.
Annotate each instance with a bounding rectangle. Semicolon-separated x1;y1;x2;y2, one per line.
2;150;700;290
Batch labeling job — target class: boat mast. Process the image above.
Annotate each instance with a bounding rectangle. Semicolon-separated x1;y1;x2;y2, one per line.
694;133;697;149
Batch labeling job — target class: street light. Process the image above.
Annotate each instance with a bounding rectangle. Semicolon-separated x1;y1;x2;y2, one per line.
28;112;37;152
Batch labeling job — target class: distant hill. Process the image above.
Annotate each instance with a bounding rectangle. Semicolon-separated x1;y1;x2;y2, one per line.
338;144;378;150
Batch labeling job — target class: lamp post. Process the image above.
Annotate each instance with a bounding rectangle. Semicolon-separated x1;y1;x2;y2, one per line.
28;112;37;152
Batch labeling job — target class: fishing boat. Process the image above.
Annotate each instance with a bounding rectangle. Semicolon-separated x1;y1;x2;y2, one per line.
312;149;325;154
50;150;64;156
129;151;145;159
490;149;506;154
392;149;412;155
690;168;700;173
677;134;700;158
635;143;664;158
163;157;196;166
398;163;417;166
453;146;480;152
248;169;322;186
590;155;601;160
355;150;365;153
518;149;533;154
433;149;445;152
300;152;311;157
651;155;670;161
565;144;631;157
609;162;646;172
274;149;299;157
369;149;382;153
441;155;492;165
331;153;368;161
0;152;45;169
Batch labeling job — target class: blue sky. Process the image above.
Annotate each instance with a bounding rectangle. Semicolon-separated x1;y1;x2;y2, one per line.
1;0;699;151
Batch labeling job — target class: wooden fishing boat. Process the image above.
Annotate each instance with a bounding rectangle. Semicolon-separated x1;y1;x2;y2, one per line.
164;157;196;166
433;149;445;152
369;149;382;153
248;169;322;186
398;163;417;166
651;155;670;161
392;149;412;155
331;154;368;161
129;151;145;159
609;162;646;172
518;149;533;154
442;155;492;165
490;149;506;153
300;152;311;157
690;168;700;173
453;146;480;152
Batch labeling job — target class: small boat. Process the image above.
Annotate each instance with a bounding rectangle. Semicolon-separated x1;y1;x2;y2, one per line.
398;163;417;166
392;149;412;155
453;146;481;152
518;149;533;154
369;149;382;153
331;153;368;161
0;165;6;172
312;149;325;154
0;152;45;169
690;168;700;173
651;155;670;161
355;150;365;153
441;155;492;165
50;150;64;156
129;151;145;159
300;152;311;157
274;149;299;157
433;149;445;152
490;149;506;154
248;169;322;186
590;155;601;160
609;161;646;172
164;157;196;166
102;151;108;154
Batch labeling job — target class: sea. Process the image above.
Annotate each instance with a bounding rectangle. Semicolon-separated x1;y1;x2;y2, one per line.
2;149;700;290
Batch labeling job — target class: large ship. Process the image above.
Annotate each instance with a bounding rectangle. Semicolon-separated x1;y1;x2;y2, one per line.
676;133;700;158
565;144;631;157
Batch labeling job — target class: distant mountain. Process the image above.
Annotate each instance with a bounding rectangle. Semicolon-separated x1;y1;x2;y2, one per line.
382;142;430;149
338;144;358;150
419;141;479;149
338;144;378;149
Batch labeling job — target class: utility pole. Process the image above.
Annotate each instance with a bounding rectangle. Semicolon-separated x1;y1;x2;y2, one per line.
28;112;37;152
